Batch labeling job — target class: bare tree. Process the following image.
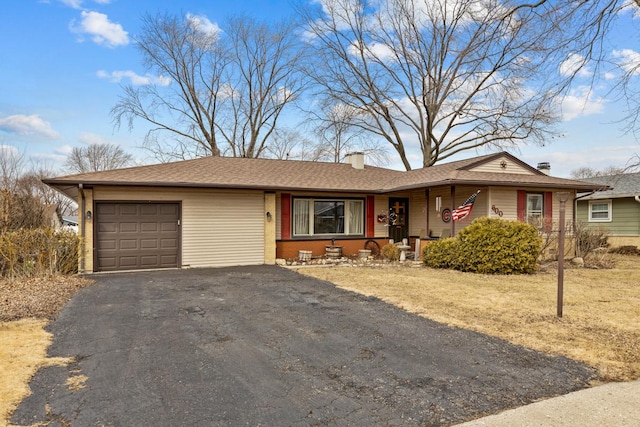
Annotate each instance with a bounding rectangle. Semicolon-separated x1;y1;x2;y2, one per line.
570;165;627;180
529;1;640;138
0;147;51;232
312;101;389;165
20;165;76;216
300;0;593;170
112;13;306;161
64;143;133;173
262;128;306;160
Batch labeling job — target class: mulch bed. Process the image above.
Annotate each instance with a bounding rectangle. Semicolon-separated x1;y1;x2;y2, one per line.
0;276;94;322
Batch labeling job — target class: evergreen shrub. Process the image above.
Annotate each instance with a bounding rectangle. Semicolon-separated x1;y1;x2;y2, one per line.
422;217;542;274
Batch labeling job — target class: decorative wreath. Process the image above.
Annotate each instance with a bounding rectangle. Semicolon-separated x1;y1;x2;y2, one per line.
441;208;452;223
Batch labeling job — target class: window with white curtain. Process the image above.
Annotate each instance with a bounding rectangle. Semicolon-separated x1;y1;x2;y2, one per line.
292;198;364;236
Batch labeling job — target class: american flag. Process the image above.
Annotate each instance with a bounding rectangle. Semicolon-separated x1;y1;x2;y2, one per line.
452;190;480;222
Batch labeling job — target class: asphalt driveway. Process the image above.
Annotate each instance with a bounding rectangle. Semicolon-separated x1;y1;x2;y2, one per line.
13;266;596;426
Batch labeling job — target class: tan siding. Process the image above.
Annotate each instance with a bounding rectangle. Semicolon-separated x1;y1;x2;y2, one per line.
552;192;575;227
92;186;264;268
82;188;94;273
264;193;276;264
427;187;451;237
469;156;534;175
488;187;576;225
182;191;264;267
487;187;517;220
409;189;427;237
374;196;389;238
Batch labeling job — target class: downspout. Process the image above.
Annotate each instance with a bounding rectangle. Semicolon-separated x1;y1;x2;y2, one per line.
572;190;597;227
78;184;86;273
635;195;640;204
571;190;600;258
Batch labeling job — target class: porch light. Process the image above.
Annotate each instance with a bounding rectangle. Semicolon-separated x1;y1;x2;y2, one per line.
266;211;272;221
86;210;92;220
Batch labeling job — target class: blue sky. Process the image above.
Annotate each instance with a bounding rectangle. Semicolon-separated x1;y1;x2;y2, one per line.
1;0;639;178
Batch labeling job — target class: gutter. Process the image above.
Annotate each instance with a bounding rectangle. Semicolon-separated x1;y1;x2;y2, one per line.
635;195;640;204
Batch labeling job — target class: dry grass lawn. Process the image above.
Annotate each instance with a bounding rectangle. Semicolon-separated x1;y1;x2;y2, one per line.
0;276;93;427
0;319;71;427
298;254;640;383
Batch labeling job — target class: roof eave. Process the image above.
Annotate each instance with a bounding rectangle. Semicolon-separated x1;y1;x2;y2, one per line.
43;179;385;195
384;179;604;193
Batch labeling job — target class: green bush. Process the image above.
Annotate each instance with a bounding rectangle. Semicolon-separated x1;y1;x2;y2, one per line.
423;217;542;274
421;238;458;269
0;228;81;278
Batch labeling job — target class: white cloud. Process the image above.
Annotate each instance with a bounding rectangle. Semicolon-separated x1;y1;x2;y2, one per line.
78;132;108;145
186;13;221;37
55;144;74;155
60;0;83;8
97;70;171;86
559;86;605;121
0;145;21;157
348;41;396;61
0;114;60;139
59;0;112;9
559;53;592;77
71;11;129;48
612;49;640;75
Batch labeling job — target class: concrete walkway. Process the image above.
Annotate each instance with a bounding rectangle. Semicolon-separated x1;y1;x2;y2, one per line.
456;379;640;426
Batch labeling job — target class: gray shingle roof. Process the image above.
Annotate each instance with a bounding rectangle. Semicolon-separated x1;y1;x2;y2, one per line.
578;172;640;199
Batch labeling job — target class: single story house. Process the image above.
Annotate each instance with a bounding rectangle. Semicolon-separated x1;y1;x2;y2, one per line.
43;152;602;273
577;172;640;247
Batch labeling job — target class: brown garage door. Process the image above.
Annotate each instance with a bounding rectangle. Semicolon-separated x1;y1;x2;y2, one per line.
95;202;180;272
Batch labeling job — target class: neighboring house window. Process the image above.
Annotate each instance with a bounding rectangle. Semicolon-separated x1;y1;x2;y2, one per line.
292;198;364;236
589;200;612;222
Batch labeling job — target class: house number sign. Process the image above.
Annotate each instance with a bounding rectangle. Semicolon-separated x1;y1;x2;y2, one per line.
492;204;504;217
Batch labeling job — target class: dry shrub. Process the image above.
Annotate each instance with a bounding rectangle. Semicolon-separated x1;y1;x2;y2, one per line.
574;221;609;259
0;228;80;279
609;246;640;256
381;243;400;261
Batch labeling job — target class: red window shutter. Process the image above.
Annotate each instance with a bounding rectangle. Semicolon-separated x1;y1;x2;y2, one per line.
517;190;526;222
366;195;375;238
281;193;291;240
544;192;553;232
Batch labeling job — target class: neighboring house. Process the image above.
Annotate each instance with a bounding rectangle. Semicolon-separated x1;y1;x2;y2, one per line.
43;152;601;273
577;172;640;247
43;204;62;229
62;215;79;233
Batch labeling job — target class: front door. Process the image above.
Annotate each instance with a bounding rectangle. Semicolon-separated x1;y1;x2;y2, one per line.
388;197;409;243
